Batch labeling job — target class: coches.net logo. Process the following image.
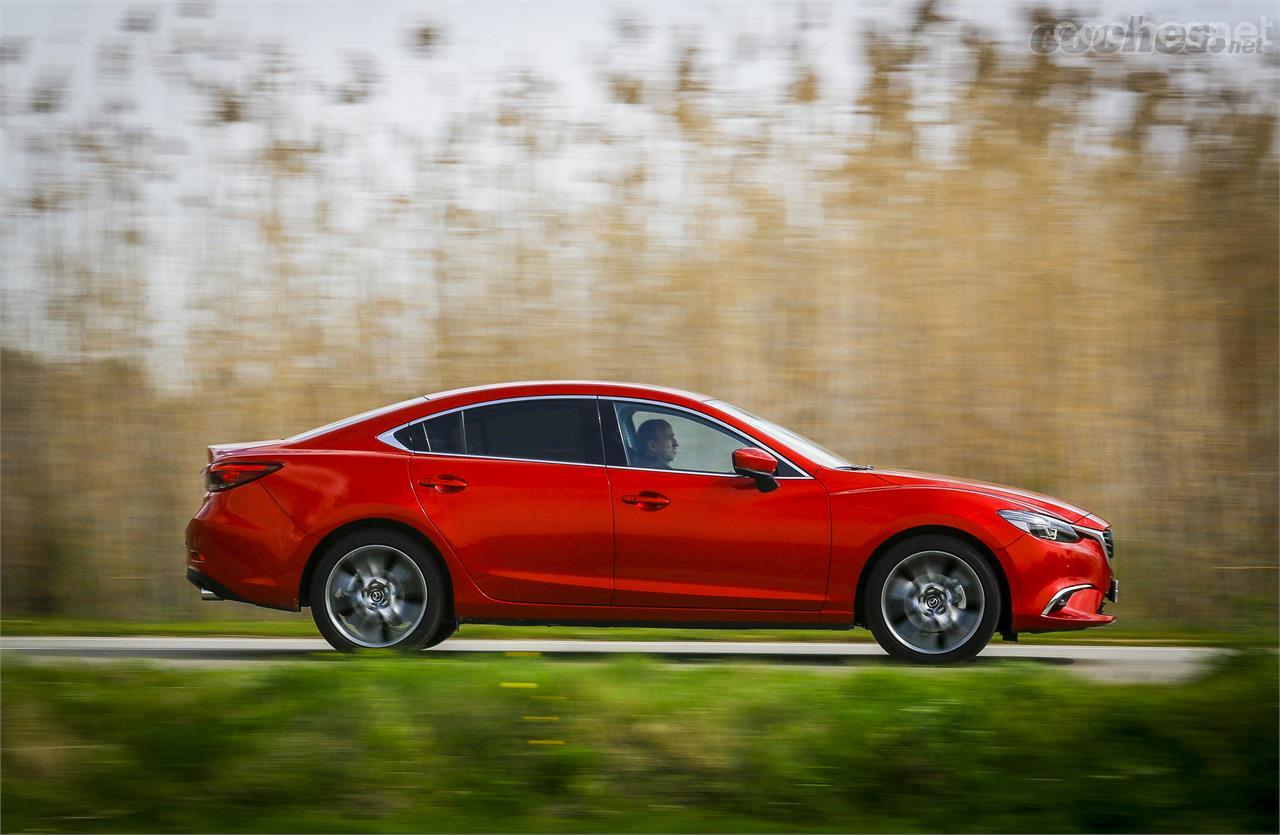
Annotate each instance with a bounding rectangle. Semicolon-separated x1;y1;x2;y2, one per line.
1029;15;1273;55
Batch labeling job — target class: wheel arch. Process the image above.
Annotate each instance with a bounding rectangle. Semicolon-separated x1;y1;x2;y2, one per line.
852;525;1012;635
298;518;454;618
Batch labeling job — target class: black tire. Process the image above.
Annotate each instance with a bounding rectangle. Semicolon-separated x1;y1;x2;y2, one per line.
309;528;447;653
864;534;1000;664
421;619;459;649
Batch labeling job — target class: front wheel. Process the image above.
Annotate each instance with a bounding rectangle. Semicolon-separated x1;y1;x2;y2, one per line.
310;528;447;652
865;535;1000;664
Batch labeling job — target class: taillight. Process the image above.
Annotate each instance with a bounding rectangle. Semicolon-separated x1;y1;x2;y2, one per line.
204;461;283;492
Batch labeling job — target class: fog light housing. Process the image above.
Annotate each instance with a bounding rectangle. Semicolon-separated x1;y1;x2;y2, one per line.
1042;584;1092;616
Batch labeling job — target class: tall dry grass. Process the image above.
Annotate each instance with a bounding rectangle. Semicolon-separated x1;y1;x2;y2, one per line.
2;5;1276;626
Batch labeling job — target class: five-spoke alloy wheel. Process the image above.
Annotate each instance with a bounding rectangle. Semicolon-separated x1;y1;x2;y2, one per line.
310;528;448;652
865;535;1000;663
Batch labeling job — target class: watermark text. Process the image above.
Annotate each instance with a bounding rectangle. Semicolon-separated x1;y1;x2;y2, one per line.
1030;16;1272;55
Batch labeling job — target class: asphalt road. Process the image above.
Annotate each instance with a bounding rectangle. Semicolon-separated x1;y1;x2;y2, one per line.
0;637;1223;682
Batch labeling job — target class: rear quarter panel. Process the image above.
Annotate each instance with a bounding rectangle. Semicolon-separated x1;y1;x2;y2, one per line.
187;482;311;609
256;450;489;608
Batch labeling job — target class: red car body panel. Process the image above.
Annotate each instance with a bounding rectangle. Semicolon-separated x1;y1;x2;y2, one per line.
186;481;311;610
186;381;1116;634
869;469;1095;523
409;455;615;605
608;466;831;610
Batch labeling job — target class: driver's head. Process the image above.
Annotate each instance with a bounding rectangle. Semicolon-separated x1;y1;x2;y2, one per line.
636;418;678;463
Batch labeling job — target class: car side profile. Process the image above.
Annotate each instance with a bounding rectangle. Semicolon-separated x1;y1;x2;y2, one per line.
186;381;1117;662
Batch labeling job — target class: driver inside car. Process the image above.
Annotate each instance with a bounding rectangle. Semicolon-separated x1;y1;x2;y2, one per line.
631;418;678;469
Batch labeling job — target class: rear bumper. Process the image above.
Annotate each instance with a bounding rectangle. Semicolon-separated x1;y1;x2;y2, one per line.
185;483;313;611
185;568;295;611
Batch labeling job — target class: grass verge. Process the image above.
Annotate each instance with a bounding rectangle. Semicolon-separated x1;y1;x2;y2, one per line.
2;652;1276;833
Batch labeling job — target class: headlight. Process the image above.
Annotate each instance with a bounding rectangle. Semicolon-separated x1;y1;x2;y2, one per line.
997;509;1081;543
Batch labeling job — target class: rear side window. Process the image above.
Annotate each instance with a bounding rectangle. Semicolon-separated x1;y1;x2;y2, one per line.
392;422;429;452
424;412;464;453
463;399;602;465
390;411;464;453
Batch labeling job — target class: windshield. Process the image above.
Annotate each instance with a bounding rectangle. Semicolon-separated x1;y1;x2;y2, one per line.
287;397;426;442
708;400;861;470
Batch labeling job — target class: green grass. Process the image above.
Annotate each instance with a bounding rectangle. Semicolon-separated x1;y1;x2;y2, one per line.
2;616;1274;646
2;652;1277;833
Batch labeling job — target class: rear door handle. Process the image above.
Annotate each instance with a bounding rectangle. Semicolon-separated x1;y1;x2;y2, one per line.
419;474;467;494
620;491;670;511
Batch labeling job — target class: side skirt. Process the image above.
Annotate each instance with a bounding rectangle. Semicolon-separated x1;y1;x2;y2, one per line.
458;618;852;630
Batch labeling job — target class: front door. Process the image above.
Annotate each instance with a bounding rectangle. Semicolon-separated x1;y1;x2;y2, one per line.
604;400;831;610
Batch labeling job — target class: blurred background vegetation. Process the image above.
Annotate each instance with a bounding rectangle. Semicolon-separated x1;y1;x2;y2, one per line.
1;1;1276;629
4;653;1278;833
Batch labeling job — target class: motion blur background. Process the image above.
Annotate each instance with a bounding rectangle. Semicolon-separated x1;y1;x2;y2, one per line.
2;0;1276;629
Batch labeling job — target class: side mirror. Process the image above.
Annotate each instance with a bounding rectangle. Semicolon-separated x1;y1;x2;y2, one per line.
732;448;780;493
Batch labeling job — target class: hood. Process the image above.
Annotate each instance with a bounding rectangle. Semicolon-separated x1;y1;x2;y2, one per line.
870;469;1093;523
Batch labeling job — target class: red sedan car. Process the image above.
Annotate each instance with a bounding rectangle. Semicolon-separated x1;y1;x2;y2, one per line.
187;381;1117;662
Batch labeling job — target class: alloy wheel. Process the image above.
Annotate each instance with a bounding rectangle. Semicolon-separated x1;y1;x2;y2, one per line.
879;549;985;655
324;544;428;648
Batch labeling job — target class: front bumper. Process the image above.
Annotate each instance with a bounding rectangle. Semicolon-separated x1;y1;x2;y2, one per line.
1006;525;1117;633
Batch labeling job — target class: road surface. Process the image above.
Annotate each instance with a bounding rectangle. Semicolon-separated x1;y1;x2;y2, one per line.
0;636;1224;682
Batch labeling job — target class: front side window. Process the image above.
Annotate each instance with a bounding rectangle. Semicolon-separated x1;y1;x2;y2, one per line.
462;398;602;465
609;401;800;476
709;400;855;470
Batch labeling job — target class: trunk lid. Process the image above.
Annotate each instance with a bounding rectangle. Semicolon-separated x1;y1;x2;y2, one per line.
207;440;284;463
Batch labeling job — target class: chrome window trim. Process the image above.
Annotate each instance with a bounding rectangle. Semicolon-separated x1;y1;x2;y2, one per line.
1041;584;1094;616
708;399;858;471
377;395;602;464
406;394;594;424
401;452;609;470
376;427;413;452
605;396;812;479
376;393;813;478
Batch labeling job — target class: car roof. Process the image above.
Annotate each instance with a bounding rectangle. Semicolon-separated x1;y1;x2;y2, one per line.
286;381;721;451
422;380;715;405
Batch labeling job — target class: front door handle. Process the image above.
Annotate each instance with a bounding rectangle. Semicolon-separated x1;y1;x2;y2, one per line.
419;474;467;494
621;491;670;511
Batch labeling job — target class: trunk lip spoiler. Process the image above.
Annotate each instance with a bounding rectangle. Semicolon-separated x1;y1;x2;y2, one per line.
207;439;284;463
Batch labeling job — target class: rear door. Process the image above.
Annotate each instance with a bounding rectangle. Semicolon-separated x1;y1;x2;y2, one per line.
408;397;614;605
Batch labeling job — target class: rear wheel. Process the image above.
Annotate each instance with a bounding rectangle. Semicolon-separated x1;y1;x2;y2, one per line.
865;535;999;664
421;620;458;649
310;528;447;652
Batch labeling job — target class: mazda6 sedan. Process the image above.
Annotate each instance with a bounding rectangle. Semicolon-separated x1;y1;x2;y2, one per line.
186;381;1117;662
